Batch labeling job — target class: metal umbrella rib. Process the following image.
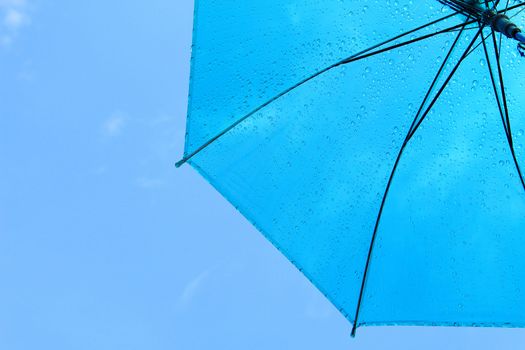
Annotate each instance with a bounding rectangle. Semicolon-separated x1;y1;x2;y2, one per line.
480;26;525;190
351;23;483;337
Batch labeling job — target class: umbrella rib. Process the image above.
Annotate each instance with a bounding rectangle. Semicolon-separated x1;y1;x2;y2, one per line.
175;12;465;167
480;28;510;140
503;0;511;13
511;6;525;18
350;26;482;337
338;19;475;65
492;29;512;141
406;16;472;141
489;28;525;190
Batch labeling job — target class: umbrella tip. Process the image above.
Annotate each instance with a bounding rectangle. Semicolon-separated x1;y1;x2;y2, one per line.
350;324;357;338
175;158;186;168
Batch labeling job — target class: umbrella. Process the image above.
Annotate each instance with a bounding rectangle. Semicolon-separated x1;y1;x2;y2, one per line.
177;0;525;336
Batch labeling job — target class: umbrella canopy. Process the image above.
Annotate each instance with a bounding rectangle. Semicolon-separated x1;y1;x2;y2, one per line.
178;0;525;336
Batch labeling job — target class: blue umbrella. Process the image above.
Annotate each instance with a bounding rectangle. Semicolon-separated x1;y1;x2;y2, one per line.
177;0;525;336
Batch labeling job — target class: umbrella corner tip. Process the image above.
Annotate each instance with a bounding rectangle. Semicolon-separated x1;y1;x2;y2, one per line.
350;325;357;338
175;159;185;168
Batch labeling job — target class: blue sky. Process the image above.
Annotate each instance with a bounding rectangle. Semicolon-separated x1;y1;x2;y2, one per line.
1;0;525;349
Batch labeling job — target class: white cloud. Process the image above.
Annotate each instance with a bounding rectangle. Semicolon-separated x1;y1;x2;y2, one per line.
177;269;211;308
0;0;29;47
102;112;126;136
4;8;25;29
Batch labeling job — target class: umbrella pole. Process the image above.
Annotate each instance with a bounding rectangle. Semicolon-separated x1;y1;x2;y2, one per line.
515;32;525;44
483;9;525;44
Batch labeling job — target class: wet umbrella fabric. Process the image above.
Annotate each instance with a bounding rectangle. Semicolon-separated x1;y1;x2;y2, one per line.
178;0;525;335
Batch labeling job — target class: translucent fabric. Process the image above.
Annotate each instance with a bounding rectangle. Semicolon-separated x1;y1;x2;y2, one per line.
182;0;525;331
